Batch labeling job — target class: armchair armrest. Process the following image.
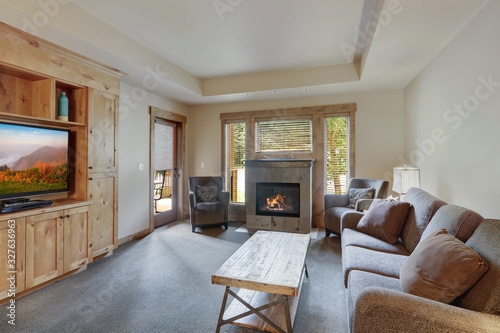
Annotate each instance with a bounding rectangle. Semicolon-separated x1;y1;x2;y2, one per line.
353;287;500;333
341;211;364;234
189;191;196;209
355;199;374;212
324;193;349;209
220;191;230;206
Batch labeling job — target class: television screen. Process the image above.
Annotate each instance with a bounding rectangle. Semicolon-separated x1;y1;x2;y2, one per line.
0;122;70;200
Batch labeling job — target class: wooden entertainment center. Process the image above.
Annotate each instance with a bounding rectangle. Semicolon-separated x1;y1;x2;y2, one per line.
0;23;125;302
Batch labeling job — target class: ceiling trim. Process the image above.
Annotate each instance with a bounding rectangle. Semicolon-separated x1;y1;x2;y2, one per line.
202;63;360;96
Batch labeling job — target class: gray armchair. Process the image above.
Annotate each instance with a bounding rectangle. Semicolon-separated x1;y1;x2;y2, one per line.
188;176;229;232
324;178;389;237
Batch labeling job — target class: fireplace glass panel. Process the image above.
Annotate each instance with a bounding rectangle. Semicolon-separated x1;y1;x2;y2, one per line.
256;182;300;217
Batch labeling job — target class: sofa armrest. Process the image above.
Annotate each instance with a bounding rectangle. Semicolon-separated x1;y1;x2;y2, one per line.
324;193;349;209
353;287;500;333
341;211;364;234
355;199;374;212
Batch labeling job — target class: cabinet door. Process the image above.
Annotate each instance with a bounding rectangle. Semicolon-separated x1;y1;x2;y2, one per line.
26;212;63;289
63;206;89;273
0;218;25;300
88;172;118;259
88;89;118;173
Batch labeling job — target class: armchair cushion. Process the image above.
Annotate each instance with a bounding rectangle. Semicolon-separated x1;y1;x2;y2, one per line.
347;187;375;208
356;199;410;244
400;229;489;304
196;185;218;202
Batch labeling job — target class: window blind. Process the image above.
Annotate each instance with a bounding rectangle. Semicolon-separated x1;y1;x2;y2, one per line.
255;120;312;152
154;121;175;171
324;116;350;194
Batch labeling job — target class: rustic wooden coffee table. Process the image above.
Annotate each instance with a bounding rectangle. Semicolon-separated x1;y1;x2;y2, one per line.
212;230;311;333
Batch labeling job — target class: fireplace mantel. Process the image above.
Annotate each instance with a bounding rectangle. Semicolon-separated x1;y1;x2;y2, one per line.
244;159;314;168
245;159;314;233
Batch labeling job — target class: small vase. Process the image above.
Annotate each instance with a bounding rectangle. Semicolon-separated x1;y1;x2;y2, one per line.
58;92;69;121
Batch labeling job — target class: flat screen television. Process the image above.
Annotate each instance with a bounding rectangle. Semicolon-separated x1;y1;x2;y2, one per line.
0;122;70;200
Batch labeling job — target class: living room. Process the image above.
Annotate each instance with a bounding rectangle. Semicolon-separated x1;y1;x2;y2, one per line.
0;0;499;332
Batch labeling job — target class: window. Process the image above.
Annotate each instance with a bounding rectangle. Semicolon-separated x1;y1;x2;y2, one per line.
324;116;350;194
224;122;246;202
255;119;312;153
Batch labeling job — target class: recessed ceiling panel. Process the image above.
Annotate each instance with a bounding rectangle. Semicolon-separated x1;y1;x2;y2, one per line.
72;0;366;78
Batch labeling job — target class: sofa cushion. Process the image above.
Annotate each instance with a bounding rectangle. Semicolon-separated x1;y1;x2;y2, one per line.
196;185;218;202
342;228;410;255
400;229;489;304
343;245;408;287
347;187;374;208
356;199;410;244
418;204;483;245
401;188;447;253
457;219;500;315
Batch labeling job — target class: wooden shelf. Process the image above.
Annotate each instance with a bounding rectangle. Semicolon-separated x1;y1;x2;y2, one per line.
0;112;85;127
0;200;92;220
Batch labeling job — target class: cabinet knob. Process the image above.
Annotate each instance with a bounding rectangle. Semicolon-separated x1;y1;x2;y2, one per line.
89;177;93;181
66;214;71;218
60;215;64;219
89;166;93;169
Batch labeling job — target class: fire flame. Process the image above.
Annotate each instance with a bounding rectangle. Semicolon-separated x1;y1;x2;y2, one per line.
266;193;291;211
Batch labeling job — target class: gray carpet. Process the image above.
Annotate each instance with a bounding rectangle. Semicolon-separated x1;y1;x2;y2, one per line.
1;220;347;333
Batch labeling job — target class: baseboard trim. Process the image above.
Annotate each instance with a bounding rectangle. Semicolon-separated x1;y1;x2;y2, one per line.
118;228;151;246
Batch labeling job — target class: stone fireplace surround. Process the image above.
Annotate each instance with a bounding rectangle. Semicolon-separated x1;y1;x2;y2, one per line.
245;159;314;233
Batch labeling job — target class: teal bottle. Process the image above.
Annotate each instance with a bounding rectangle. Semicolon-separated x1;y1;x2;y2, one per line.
58;92;69;121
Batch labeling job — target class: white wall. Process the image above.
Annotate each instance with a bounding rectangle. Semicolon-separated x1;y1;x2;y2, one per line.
118;83;189;239
404;1;500;218
188;90;405;188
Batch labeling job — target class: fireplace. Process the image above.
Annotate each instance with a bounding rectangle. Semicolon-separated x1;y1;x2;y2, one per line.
245;159;314;233
256;182;300;217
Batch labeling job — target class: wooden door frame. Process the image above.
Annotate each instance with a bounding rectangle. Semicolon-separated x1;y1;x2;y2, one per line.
149;107;187;232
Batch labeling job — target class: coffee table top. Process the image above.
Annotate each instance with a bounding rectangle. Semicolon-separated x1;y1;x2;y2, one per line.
212;230;311;296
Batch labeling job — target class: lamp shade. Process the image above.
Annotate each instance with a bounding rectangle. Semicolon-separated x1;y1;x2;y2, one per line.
393;167;420;194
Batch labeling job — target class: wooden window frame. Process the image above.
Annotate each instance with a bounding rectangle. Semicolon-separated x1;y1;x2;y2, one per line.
220;103;356;227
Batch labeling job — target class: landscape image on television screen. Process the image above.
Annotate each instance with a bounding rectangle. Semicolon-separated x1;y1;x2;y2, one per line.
0;123;69;197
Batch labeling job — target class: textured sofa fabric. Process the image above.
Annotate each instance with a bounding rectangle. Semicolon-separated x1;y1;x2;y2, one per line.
400;187;447;253
339;188;500;332
324;178;389;236
457;219;500;315
341;188;447;286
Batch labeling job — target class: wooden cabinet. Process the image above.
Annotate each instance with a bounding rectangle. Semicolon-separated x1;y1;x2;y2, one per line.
88;88;119;259
0;218;25;299
63;206;89;273
22;206;90;289
0;202;90;299
88;89;119;173
88;173;118;259
25;211;63;289
0;22;124;303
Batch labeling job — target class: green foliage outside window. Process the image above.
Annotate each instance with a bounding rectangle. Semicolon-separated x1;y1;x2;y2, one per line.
325;117;349;194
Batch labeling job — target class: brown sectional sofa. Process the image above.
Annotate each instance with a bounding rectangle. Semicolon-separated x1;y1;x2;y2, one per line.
340;187;500;332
